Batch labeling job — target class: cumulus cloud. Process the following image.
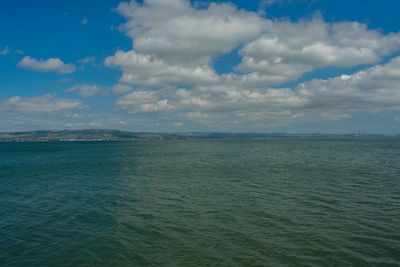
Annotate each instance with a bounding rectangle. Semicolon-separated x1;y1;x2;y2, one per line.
105;0;400;128
236;17;400;84
114;56;400;127
108;1;400;88
65;84;103;98
296;56;400;113
115;0;265;64
106;0;265;87
18;56;76;74
106;50;219;87
117;90;174;113
112;84;133;94
0;94;84;115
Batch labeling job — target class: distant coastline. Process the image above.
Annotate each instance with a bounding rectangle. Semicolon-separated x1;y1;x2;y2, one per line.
0;129;399;142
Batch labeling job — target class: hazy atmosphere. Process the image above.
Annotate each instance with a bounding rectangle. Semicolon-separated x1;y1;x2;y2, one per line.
1;0;400;133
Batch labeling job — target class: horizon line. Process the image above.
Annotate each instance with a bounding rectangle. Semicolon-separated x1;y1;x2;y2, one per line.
0;128;398;136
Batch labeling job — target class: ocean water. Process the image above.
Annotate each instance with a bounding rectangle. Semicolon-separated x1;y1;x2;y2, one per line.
1;139;399;266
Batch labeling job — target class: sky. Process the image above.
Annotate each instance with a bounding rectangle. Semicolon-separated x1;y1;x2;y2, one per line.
1;0;400;133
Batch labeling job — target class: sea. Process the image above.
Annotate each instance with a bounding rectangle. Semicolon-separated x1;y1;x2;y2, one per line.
1;139;399;266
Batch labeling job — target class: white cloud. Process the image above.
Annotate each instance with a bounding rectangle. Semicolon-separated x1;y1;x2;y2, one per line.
115;0;265;65
77;56;95;64
106;50;219;87
236;17;400;84
114;56;400;127
117;90;174;113
112;84;133;94
108;1;400;88
65;84;103;98
258;0;283;14
18;56;76;74
0;94;84;115
106;0;266;87
105;0;400;128
1;46;24;55
296;56;400;114
64;113;83;119
0;46;10;56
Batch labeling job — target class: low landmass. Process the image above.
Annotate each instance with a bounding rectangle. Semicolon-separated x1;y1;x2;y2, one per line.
0;129;399;142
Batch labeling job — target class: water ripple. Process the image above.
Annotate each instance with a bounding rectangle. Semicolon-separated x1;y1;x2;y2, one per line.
1;139;400;266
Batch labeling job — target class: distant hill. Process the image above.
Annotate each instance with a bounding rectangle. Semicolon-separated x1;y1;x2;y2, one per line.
0;129;162;142
0;129;398;142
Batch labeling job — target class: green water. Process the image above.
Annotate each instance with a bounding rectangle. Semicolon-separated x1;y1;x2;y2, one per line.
1;139;400;266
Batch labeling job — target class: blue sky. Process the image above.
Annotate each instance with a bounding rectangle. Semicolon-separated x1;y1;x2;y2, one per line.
1;0;400;133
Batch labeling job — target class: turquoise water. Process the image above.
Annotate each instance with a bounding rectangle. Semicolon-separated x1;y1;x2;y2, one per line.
1;139;400;266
